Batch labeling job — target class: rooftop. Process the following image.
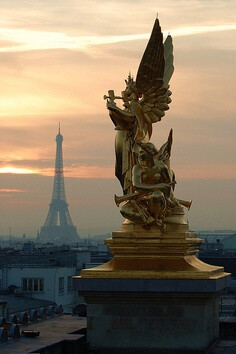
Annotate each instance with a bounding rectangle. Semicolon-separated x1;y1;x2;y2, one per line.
2;294;55;314
0;314;86;354
0;250;77;268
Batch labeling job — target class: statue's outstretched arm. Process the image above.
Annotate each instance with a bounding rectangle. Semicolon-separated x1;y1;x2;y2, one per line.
107;101;134;121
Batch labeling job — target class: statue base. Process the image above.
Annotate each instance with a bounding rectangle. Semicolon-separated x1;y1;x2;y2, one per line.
75;278;229;353
79;219;226;279
74;219;230;353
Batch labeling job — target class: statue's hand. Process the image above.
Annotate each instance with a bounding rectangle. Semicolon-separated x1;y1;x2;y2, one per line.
106;100;117;111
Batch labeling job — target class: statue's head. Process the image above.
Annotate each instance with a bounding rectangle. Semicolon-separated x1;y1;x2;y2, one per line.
125;72;134;86
125;73;142;98
138;142;158;156
138;150;154;167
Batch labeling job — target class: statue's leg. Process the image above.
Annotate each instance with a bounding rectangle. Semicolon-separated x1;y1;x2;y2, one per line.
148;191;166;220
120;200;155;225
120;201;143;224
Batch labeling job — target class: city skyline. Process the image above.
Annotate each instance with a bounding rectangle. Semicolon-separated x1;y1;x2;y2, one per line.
0;0;235;236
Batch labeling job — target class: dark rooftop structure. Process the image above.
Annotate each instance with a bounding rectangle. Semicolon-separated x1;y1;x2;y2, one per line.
0;314;86;354
0;247;77;268
2;294;55;315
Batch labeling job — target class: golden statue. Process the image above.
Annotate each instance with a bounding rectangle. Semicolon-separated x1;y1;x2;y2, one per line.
105;18;190;231
77;20;229;354
105;19;173;196
79;17;226;280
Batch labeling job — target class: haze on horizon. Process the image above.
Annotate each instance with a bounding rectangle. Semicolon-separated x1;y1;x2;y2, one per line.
0;0;235;237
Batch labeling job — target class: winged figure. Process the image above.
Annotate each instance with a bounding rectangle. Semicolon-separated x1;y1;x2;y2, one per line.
105;18;174;196
114;129;192;230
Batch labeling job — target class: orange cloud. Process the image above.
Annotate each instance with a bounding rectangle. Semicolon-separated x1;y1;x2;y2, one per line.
0;167;38;174
0;25;235;53
0;188;24;193
38;166;113;178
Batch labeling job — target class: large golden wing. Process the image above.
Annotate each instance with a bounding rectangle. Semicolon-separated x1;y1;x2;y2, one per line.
140;81;172;124
156;129;173;161
136;18;174;124
136;18;164;92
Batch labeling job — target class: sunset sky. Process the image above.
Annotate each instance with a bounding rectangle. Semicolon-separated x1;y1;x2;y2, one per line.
0;0;235;237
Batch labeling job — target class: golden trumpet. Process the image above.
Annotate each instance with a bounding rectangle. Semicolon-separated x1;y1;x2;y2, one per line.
115;194;192;210
103;89;122;101
177;199;192;210
114;192;150;207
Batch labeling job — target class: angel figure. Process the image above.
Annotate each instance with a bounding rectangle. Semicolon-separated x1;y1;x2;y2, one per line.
105;18;174;196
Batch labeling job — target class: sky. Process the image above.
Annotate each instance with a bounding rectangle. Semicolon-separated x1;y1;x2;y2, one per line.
0;0;235;237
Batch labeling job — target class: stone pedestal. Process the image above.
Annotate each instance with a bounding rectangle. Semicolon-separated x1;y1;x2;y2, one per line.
74;219;230;353
75;278;229;353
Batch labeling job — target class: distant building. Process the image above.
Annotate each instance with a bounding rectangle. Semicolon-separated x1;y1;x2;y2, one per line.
198;231;236;290
0;244;92;307
221;234;236;250
37;126;80;244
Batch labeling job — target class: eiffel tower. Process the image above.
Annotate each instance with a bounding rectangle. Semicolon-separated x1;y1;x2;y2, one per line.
37;125;80;244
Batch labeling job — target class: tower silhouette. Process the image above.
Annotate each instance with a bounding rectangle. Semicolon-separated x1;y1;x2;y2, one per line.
37;125;80;244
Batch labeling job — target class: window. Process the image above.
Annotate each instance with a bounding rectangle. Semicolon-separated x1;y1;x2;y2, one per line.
22;278;44;292
34;278;38;291
28;279;32;291
67;276;73;292
22;278;27;291
59;277;64;294
39;278;44;291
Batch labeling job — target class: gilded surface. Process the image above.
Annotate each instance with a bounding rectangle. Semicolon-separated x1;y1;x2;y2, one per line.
79;18;227;280
104;19;190;231
79;221;227;279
